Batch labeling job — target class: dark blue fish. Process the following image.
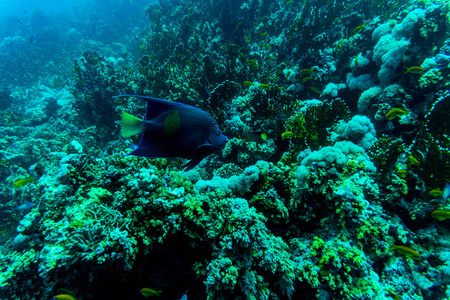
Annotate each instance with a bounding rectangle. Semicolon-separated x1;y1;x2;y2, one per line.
114;95;228;171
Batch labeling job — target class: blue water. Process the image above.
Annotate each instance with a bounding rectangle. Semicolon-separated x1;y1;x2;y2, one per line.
0;0;90;18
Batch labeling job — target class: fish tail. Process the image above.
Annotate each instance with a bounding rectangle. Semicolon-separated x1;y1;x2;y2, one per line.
121;112;144;137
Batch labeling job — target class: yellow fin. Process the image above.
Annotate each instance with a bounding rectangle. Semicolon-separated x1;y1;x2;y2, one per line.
121;112;144;137
163;110;181;141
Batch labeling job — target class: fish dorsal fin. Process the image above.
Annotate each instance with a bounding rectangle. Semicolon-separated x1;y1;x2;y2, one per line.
121;112;144;137
183;157;204;171
113;95;195;120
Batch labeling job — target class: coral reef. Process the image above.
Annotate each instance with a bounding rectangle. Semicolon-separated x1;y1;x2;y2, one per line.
0;0;449;299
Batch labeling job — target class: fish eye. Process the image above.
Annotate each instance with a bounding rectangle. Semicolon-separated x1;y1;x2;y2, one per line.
217;130;221;135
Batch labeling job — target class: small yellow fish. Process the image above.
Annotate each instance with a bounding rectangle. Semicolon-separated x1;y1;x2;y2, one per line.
404;66;424;74
355;53;359;66
84;96;96;102
309;87;320;94
308;134;319;142
140;288;162;297
335;40;344;50
301;69;315;74
302;76;313;83
389;245;421;260
281;131;293;140
429;189;443;197
53;294;76;300
247;59;258;69
431;209;450;221
396;169;408;178
13;177;35;188
351;23;365;35
409;155;420;167
258;83;271;90
385;108;410;119
243;81;254;87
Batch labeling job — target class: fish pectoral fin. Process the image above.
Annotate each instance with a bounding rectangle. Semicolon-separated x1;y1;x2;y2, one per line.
197;140;214;149
184;157;205;171
121;112;144;137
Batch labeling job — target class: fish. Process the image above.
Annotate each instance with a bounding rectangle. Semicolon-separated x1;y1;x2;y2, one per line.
140;288;162;297
246;59;259;69
309;87;320;94
240;131;267;142
334;40;344;50
274;112;290;120
281;131;293;140
243;81;254;87
409;155;420;167
389;245;421;260
431;209;450;221
301;69;315;74
302;76;313;83
404;66;424;74
385;108;410;119
443;182;450;201
179;294;187;300
319;56;334;64
429;189;443;197
114;95;228;171
351;23;365;35
14;202;36;211
13;177;35;188
53;294;76;300
258;83;271;90
396;169;408;178
308;134;319;143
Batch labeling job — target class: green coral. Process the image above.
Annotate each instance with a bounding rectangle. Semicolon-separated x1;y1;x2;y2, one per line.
367;136;405;181
284;99;350;160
